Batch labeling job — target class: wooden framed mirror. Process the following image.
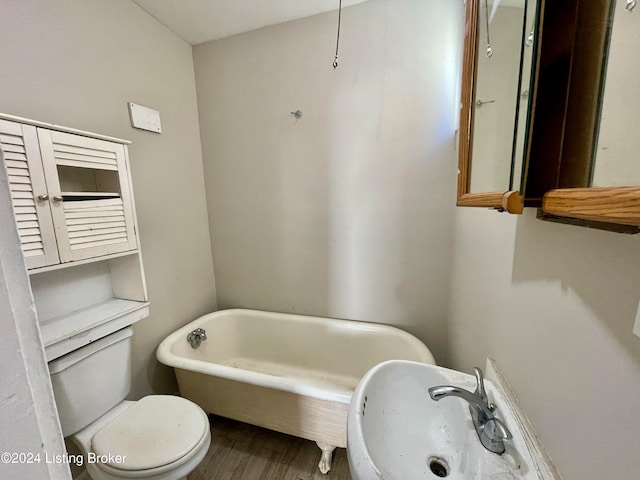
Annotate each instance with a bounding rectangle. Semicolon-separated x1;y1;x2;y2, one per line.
538;0;640;228
458;0;640;230
457;0;540;213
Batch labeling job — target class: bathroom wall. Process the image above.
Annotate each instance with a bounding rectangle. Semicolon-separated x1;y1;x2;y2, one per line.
448;208;640;479
194;0;463;362
0;0;217;397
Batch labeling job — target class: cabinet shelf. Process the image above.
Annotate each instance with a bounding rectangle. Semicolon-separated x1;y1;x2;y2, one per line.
40;298;150;361
31;253;149;361
62;192;120;199
28;249;137;275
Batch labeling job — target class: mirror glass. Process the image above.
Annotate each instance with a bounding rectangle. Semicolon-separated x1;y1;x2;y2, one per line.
591;0;639;187
469;0;537;193
511;0;538;190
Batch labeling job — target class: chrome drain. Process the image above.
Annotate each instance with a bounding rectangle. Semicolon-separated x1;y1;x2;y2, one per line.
428;456;449;478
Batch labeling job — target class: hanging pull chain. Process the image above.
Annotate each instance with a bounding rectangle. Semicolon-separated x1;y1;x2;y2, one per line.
484;0;493;57
333;0;343;68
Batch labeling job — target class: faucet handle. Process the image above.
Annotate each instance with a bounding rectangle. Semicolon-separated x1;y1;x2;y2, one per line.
191;328;206;340
484;417;513;441
473;367;488;404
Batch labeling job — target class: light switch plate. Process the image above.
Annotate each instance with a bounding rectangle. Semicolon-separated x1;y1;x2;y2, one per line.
128;102;161;133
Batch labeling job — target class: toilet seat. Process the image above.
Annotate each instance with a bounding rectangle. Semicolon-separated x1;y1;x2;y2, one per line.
93;395;208;471
91;430;209;480
73;396;210;480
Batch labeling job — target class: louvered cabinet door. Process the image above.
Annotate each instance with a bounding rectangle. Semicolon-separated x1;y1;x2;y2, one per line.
0;119;60;269
37;129;137;263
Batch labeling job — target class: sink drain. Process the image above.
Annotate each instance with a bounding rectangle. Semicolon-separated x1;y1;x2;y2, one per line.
428;456;449;478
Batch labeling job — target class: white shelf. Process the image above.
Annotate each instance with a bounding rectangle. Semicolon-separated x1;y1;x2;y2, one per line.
40;298;149;361
61;192;120;197
29;249;138;275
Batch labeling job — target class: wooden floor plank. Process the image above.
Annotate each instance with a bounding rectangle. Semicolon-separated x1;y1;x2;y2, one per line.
188;415;352;480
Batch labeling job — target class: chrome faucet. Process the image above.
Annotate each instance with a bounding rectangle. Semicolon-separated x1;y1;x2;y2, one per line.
428;367;512;454
187;328;207;349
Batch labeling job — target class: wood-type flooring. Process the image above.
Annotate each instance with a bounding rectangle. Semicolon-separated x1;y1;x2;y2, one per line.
188;415;353;480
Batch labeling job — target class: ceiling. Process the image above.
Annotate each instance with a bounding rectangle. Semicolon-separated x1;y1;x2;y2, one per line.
131;0;372;46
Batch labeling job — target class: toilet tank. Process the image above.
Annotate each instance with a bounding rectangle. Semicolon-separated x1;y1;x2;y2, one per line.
48;327;133;437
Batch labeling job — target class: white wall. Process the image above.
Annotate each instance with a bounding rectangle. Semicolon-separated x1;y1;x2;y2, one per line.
448;208;640;479
194;0;463;362
0;0;217;397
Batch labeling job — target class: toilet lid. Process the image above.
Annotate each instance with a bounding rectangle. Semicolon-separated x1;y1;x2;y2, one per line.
92;395;208;471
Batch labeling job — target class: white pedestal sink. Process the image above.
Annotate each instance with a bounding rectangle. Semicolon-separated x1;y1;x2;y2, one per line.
347;360;557;480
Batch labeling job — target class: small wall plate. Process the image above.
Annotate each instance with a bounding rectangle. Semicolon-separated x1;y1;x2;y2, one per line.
128;102;161;133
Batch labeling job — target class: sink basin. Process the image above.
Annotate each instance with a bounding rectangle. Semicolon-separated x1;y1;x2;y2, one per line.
347;360;545;480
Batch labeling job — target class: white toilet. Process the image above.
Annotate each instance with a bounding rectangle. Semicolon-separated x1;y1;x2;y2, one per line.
48;327;211;480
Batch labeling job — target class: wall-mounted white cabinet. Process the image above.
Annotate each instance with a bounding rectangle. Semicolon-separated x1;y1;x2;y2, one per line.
0;118;138;270
0;113;149;360
1;119;59;268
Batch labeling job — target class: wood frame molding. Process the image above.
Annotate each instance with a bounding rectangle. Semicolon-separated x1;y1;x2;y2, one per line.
456;0;524;214
458;190;524;213
542;187;640;226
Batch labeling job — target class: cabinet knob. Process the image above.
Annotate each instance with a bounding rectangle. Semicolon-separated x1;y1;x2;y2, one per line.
52;195;63;202
37;194;49;201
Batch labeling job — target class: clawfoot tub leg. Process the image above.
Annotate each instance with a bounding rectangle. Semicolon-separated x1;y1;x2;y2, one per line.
316;442;336;474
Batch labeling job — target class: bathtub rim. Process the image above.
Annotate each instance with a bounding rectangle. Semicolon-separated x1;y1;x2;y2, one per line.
157;308;436;404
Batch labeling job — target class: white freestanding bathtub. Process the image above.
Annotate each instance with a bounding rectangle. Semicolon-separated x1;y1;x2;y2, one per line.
157;309;435;474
